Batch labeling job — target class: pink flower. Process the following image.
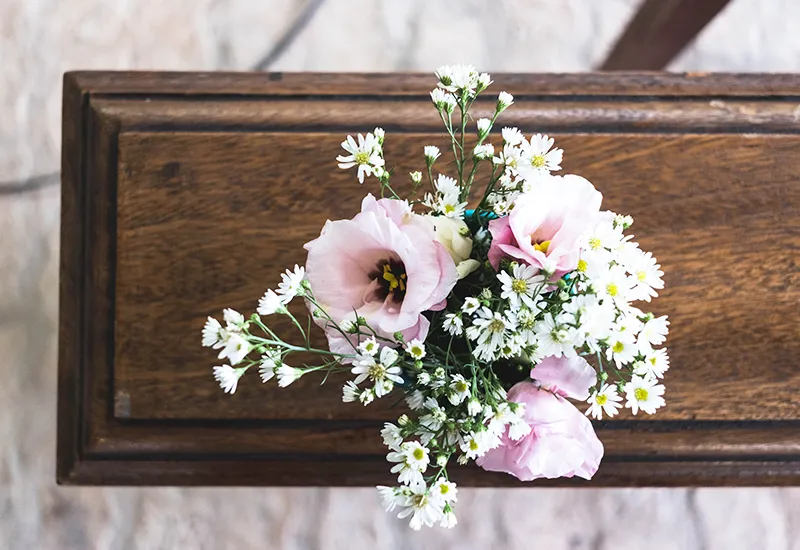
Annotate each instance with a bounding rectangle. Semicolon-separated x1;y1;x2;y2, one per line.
477;355;603;481
304;194;458;357
487;175;602;276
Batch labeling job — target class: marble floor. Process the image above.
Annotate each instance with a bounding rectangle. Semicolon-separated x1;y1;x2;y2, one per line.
1;0;799;548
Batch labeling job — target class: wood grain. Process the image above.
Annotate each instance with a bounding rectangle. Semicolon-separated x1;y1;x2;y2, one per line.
58;72;800;486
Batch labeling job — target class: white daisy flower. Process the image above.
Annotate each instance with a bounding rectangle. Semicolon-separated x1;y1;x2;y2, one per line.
342;380;360;402
202;316;226;348
627;250;664;302
434;174;459;196
258;349;282;383
436;193;468;218
624;375;666;415
397;483;443;531
358;336;380;356
351;347;403;396
519;133;562;178
473;143;495;160
466;307;516;362
212;365;244;394
496;143;523;172
485;402;516;436
443;313;463;336
593;265;634;305
405;339;426;360
466;398;482;417
605;329;638;367
638;348;670;378
388;441;430;486
276;365;304;387
359;388;376;405
507;415;532;441
586;383;623;419
419;397;448;434
447;374;470;405
461;297;481;315
431;479;458;504
459;430;497;460
223;308;245;330
501;127;524;146
638;315;670;353
406;390;426;410
336;132;385;184
496;91;514;111
440;508;458;529
257;289;285;316
217;332;250;365
435;64;479;93
533;313;576;358
430;88;457;113
583;217;624;252
424;145;441;164
476;117;492;136
498;263;545;310
377;485;406;513
276;264;306;302
381;422;404;451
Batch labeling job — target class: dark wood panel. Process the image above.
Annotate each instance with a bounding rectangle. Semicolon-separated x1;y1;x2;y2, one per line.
58;72;800;486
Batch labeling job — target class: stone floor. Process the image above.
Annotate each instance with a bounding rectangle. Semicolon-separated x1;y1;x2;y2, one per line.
1;0;799;548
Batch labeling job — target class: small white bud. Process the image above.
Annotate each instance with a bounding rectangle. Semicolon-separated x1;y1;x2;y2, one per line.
497;91;514;111
409;171;423;184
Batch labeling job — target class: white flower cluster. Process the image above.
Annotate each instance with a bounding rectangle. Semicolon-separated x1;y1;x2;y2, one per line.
202;65;670;531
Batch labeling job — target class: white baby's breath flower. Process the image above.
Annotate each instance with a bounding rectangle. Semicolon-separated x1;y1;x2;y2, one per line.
377;485;406;513
434;174;460;196
358;336;380;356
476;117;492;136
406;390;426;410
359;388;376;405
440;508;458;529
461;297;480;315
467;308;516;362
586;383;623;419
624;375;666;415
351;347;403;397
432;479;458;504
447;374;470;405
276;264;306;302
202;317;225;348
213;365;244;394
217;332;250;365
342;380;360;402
257;289;286;316
436;193;468;219
466;398;482;417
533;313;576;358
276;365;304;387
496;91;514;111
424;145;441;164
460;430;497;460
405;339;426;360
410;171;423;184
477;72;492;90
337;132;385;184
498;263;545;310
388;441;430;486
501;127;524;146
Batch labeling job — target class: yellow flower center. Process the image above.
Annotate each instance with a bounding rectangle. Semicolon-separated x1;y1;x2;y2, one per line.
606;283;618;297
532;239;551;254
511;279;528;293
612;341;625;353
634;388;649;401
368;363;386;380
381;262;407;293
469;440;479;451
637;270;647;282
596;394;608;405
354;151;371;165
455;380;468;393
444;203;456;214
410;345;423;357
588;237;601;250
412;448;425;461
531;154;546;167
488;319;505;333
577;259;587;272
440;484;450;495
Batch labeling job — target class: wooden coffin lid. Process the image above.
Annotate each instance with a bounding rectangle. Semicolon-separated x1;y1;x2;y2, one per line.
58;72;800;486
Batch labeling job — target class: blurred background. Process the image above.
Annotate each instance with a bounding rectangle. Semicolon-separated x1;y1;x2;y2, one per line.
1;0;799;548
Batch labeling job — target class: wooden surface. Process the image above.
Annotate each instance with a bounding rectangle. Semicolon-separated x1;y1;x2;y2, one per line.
58;72;800;486
600;0;733;70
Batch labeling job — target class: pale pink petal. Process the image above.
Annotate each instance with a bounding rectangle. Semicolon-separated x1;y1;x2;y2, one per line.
531;355;597;400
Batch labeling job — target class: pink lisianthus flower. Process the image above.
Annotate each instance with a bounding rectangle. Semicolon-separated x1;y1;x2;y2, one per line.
476;355;603;481
487;174;602;276
304;194;458;358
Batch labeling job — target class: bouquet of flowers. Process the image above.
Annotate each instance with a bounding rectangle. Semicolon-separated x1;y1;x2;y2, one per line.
202;65;669;530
